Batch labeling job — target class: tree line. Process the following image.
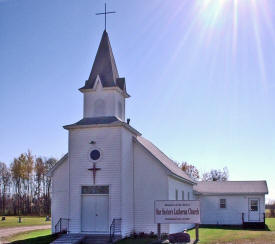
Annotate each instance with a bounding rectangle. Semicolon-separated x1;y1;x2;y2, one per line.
0;151;57;216
266;200;275;218
0;154;228;216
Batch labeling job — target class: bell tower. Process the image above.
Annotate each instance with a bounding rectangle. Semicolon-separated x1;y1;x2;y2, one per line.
79;30;129;121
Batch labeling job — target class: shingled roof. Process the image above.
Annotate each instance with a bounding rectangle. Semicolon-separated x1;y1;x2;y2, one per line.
65;116;120;126
194;181;268;195
80;30;128;95
135;136;195;184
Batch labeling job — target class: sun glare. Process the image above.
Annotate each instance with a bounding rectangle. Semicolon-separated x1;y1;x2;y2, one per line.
163;0;274;86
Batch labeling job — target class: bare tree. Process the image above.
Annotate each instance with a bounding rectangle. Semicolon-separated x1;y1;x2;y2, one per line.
180;162;200;181
24;150;34;214
0;162;11;215
202;167;229;181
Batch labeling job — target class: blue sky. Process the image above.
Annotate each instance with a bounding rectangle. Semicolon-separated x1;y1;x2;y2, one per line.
0;0;274;199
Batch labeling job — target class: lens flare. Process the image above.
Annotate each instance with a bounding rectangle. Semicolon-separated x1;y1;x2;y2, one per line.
164;0;274;85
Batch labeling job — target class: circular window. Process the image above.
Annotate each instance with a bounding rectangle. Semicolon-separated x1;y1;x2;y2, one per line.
90;149;101;161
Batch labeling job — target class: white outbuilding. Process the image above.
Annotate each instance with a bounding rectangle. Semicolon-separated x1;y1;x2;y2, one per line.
194;181;268;228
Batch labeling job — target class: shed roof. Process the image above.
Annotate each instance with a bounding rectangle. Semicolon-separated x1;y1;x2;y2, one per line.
194;181;268;195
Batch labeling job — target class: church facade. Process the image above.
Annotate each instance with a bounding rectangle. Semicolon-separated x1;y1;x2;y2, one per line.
48;31;268;237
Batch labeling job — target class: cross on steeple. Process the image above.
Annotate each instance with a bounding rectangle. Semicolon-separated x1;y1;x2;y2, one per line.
96;3;116;31
88;163;101;184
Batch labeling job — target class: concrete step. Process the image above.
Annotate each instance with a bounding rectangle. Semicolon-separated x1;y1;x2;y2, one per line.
51;234;121;244
51;234;86;244
83;234;111;244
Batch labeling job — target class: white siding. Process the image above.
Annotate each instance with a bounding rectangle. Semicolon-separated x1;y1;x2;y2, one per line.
51;157;69;233
168;176;195;233
199;194;265;225
68;127;122;233
120;128;134;236
133;142;169;234
83;86;125;121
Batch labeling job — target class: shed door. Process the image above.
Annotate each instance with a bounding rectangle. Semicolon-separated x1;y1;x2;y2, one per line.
248;198;260;221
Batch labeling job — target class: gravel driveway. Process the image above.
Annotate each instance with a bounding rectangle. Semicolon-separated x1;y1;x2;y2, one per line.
0;225;51;243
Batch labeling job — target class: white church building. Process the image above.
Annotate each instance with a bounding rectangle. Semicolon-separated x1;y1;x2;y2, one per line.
48;30;268;238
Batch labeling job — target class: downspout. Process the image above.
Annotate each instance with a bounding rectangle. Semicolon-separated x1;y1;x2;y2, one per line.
68;132;71;232
132;137;136;234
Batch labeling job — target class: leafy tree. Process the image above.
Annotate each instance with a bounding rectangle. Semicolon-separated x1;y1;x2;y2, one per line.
202;167;229;181
180;162;200;181
44;158;57;214
10;154;27;215
8;152;57;216
34;157;45;215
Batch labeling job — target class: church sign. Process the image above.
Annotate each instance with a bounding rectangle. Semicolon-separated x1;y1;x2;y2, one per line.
154;200;200;224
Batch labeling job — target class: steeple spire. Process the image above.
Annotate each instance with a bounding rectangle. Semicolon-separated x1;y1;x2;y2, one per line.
80;31;128;96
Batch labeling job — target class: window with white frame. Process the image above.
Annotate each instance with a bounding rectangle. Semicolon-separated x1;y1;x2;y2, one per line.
175;190;178;200
250;200;258;211
220;199;226;208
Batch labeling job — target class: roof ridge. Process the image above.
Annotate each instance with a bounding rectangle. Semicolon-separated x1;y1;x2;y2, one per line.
137;136;195;183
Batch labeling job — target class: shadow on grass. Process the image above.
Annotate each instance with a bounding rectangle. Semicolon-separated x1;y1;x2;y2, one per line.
10;233;58;244
197;224;271;231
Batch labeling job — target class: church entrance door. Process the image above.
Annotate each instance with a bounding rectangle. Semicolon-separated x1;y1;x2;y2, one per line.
81;193;109;232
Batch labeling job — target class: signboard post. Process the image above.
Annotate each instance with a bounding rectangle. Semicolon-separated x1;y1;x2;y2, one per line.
154;200;200;241
195;223;199;242
157;223;161;240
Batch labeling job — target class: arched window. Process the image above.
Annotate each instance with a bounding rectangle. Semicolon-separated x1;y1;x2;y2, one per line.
94;99;105;116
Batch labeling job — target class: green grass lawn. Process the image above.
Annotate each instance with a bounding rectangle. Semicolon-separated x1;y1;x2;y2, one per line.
118;218;275;244
0;216;51;228
3;218;275;244
7;229;58;244
188;218;275;244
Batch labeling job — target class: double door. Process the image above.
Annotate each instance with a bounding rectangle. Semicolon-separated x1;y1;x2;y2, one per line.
81;195;109;232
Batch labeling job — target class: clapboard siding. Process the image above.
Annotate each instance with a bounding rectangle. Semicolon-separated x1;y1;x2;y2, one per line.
199;194;265;225
51;157;69;233
168;177;195;232
84;87;125;121
133;142;169;234
68;126;122;233
120;128;135;236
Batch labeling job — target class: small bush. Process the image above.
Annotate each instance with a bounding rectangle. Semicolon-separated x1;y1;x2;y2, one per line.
129;231;158;239
161;233;169;240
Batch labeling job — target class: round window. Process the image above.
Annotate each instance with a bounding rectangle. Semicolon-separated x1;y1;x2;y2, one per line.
90;149;101;161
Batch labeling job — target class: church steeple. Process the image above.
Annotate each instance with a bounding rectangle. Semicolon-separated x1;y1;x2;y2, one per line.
80;31;128;95
80;31;129;121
